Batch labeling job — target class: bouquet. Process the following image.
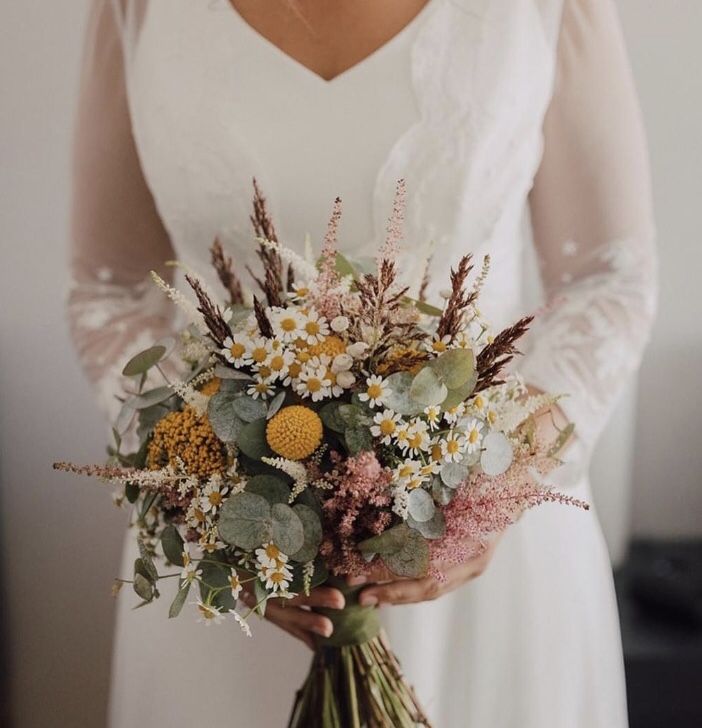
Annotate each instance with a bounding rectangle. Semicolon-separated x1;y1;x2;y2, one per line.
56;180;586;727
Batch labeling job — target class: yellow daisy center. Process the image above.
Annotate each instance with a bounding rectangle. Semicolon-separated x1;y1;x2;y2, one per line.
306;378;322;393
208;491;223;507
432;340;448;352
230;342;246;359
251;346;267;363
280;317;298;332
305;321;321;336
468;429;480;444
269;355;286;372
380;419;396;436
367;383;383;400
446;440;460;454
308;335;346;358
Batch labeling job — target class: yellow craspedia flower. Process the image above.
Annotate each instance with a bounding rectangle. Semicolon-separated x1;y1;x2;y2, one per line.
308;335;346;359
199;377;221;397
147;406;226;478
266;405;323;461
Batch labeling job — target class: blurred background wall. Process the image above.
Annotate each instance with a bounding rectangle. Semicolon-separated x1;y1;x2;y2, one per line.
0;1;700;727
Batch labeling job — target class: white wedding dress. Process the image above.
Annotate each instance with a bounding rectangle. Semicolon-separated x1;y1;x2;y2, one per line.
68;1;657;726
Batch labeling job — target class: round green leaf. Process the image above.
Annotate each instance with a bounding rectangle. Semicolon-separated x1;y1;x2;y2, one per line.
430;348;476;389
407;488;436;522
358;523;409;556
126;386;173;410
161;525;185;566
383;372;425;415
133;573;155;602
237;418;273;460
440;460;471;488
218;492;271;549
480;432;514;476
290;504;323;563
207;391;245;442
246;474;291;504
270;503;305;556
122;345;167;377
198;558;235;611
410;366;448;407
382;528;430;578
407;509;446;539
232;395;268;423
440;374;478;410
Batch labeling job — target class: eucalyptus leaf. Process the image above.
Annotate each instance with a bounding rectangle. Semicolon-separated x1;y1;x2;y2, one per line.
319;401;347;433
198;559;235;611
358;523;410;556
161;525;185;566
168;581;190;618
440;460;471;488
480;431;514;476
270;503;305;556
432;477;455;506
125;482;140;504
383;528;430;579
133;573;154;602
207;391;245;442
430;348;476;389
122;345;167;377
232;395;268;423
334;252;357;279
290;504;323;563
383;371;425;416
137;540;158;582
441;375;478;410
267;391;287;419
213;365;253;381
403;296;443;317
338;404;371;428
137;404;170;444
114;402;135;436
407;488;436;522
345;426;373;455
407;509;446;539
218;491;272;549
126;386;173;410
253;578;269;617
409;367;448;407
246;474;291;505
237;418;273;460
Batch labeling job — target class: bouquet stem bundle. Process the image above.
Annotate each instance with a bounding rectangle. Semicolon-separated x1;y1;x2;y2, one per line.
288;580;432;728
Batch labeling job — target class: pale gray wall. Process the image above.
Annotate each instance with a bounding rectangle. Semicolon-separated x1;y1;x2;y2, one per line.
0;2;699;727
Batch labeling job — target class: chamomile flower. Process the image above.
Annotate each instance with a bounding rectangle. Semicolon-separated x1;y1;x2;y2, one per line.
180;549;202;584
425;334;452;354
295;364;332;402
199;534;226;554
394;423;411;452
371;409;401;445
265;347;295;381
464;418;485;453
393;458;420;484
423;405;442;431
358;374;390;408
467;392;489;415
255;542;288;570
299;309;329;345
441;431;467;463
443;402;467;425
185;500;210;530
229;573;243;600
200;477;229;514
485;406;499;429
405;420;431;456
248;336;270;367
221;334;251;367
270;307;304;343
289;283;311;302
195;600;226;626
419;460;442;478
247;376;275;400
261;563;294;593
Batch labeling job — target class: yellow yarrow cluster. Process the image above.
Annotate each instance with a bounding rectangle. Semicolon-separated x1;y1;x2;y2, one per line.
376;346;427;375
308;335;346;359
198;376;221;397
266;406;323;461
147;406;226;478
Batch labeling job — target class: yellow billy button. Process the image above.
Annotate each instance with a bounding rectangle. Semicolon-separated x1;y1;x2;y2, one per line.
266;405;324;461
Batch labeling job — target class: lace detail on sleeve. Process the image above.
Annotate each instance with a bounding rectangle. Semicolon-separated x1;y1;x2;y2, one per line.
69;0;175;419
520;0;658;458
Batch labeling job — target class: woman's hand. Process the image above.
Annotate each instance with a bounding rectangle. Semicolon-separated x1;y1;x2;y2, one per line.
348;538;500;607
240;584;346;649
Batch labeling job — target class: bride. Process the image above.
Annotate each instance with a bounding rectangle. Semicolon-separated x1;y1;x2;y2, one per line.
68;0;656;726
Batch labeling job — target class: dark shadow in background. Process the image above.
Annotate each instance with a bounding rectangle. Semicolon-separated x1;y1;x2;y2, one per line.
616;540;702;728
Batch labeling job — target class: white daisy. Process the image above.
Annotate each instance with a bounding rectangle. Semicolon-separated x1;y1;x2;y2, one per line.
261;563;294;593
295;364;332;402
299;309;330;345
467;392;489;415
270;307;304;343
393;458;420;484
221;334;251;367
265;347;296;381
358;374;390;408
405;420;431;456
229;573;243;600
370;409;401;445
195;600;226;626
288;283;311;303
180;550;202;584
443;402;467;425
255;542;288;570
425;334;452;354
463;418;485;454
248;336;270;368
200;477;229;514
247;376;275;400
441;431;467;463
423;405;442;431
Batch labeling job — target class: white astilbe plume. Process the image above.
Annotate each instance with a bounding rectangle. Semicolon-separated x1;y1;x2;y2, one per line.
170;380;209;416
261;456;309;502
150;271;207;333
493;392;562;433
257;237;318;281
302;561;315;596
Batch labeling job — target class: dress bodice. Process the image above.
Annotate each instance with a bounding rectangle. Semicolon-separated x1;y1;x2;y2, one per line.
126;0;558;317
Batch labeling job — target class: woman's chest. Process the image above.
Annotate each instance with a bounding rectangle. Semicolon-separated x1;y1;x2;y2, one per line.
126;0;562;296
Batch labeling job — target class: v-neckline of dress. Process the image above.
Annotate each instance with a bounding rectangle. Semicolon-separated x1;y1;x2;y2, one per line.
222;0;440;86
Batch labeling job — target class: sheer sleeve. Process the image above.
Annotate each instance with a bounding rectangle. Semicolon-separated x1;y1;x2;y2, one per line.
69;0;175;418
520;0;657;460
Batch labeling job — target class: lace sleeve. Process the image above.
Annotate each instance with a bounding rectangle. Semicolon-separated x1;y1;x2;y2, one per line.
520;0;657;459
69;0;175;419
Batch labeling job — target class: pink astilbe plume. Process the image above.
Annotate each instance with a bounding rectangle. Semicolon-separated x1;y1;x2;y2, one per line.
430;453;589;575
378;179;406;266
319;451;394;576
313;197;343;319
